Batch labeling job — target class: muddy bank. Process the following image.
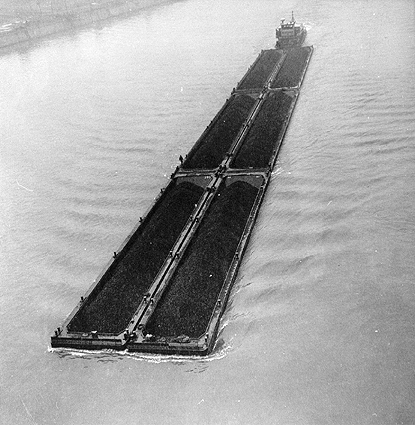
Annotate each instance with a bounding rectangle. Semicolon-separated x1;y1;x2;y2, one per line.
231;91;295;169
68;180;204;334
0;0;172;49
145;180;259;338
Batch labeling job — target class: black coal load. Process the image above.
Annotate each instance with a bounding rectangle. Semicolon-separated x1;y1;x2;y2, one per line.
270;46;311;88
183;94;256;170
145;180;259;338
237;49;283;90
68;181;204;334
231;91;294;169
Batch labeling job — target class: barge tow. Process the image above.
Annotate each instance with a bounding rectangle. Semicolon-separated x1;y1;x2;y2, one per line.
51;38;313;356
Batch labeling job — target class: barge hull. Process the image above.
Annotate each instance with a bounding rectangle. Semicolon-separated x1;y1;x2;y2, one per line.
51;46;313;355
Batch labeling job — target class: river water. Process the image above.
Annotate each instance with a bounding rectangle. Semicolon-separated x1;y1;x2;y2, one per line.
1;0;414;423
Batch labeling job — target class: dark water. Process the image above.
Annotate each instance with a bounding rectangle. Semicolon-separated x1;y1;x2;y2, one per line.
0;0;414;423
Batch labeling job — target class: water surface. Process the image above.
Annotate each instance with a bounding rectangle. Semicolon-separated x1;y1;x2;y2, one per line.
1;0;414;423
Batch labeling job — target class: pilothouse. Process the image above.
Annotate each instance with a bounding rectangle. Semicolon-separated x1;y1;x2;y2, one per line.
276;11;307;49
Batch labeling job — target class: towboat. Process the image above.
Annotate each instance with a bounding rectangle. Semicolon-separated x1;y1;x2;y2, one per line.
276;12;307;49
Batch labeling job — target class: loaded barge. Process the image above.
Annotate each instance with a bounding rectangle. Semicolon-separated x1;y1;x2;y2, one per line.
51;30;313;356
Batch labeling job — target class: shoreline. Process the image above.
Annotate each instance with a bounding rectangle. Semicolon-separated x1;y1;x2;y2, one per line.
0;0;174;50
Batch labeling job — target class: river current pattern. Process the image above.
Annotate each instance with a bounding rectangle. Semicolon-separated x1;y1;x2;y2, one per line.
0;0;414;424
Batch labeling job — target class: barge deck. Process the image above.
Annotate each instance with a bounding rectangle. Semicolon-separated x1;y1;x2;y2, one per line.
51;45;313;355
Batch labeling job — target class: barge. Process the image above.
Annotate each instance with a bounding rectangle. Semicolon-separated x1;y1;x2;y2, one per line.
51;43;313;356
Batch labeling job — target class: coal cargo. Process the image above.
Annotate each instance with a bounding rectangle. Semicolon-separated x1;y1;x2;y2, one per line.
231;91;295;169
237;49;283;90
270;46;312;88
183;94;256;170
144;180;259;338
68;181;205;334
51;36;313;355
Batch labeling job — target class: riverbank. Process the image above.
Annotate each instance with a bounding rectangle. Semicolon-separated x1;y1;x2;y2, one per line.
0;0;173;49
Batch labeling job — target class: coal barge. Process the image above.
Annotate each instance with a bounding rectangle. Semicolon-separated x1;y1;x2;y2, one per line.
51;37;313;355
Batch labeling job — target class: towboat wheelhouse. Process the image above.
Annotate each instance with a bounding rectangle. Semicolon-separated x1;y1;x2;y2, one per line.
276;11;307;49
